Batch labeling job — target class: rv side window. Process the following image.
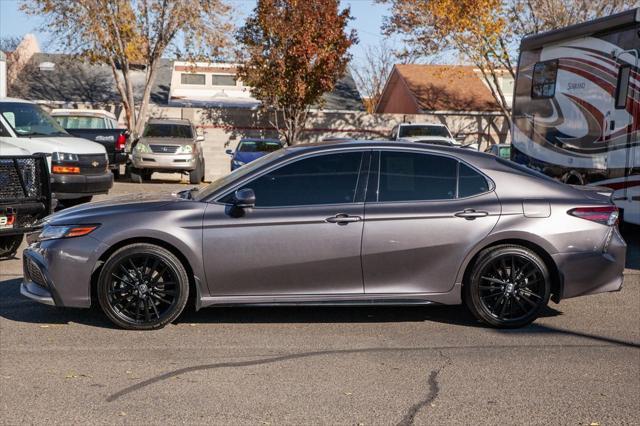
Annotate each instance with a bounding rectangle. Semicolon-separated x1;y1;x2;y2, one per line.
531;60;558;99
615;66;631;109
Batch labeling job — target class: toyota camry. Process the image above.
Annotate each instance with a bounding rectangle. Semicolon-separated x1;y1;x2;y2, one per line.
21;140;626;330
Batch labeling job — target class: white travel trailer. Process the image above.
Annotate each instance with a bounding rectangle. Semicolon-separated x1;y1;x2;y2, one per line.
511;8;639;225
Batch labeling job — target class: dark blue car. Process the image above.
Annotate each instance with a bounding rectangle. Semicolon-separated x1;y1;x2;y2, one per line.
226;138;283;170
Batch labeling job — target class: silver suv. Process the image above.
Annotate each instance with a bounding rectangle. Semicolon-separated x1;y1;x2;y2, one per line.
130;119;205;184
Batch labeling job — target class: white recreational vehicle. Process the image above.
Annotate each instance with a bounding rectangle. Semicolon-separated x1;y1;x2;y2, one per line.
511;8;639;225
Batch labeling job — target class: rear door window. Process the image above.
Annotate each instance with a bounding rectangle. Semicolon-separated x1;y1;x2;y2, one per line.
378;151;457;202
458;163;489;198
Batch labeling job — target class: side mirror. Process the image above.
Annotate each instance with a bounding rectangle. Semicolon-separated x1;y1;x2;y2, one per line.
233;188;255;208
196;135;205;142
225;149;233;156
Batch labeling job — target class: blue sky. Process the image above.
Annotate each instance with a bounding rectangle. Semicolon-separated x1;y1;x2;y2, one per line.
0;0;394;67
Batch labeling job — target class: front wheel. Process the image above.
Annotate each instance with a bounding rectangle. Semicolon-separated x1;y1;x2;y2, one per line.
189;160;203;184
0;234;24;259
97;243;189;330
464;245;550;328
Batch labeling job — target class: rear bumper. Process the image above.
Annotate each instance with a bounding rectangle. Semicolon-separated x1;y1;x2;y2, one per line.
554;227;627;300
51;171;113;199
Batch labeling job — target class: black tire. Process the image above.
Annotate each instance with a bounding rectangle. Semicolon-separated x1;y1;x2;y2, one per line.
464;244;550;328
97;243;189;330
130;168;144;183
61;196;93;208
112;168;121;180
189;160;202;184
200;159;206;182
0;234;24;259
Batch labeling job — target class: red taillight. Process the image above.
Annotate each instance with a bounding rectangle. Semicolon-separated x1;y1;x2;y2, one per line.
568;206;619;226
116;133;127;151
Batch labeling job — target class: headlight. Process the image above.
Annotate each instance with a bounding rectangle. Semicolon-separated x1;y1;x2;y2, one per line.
135;143;151;153
233;159;245;167
177;144;194;154
52;152;79;162
38;224;99;241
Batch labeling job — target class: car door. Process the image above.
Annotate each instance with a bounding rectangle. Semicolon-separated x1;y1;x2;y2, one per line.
362;149;501;294
201;150;369;296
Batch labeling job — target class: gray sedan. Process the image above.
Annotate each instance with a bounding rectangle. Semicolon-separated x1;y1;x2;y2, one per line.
20;140;626;330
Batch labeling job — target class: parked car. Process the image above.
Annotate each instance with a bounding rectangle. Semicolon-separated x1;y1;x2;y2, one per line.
50;109;129;178
0;141;51;258
0;98;112;206
486;144;511;159
390;122;457;144
130;119;205;184
21;140;626;330
390;123;479;150
226;138;283;170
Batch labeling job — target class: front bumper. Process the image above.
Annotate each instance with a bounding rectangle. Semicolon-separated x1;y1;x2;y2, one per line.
554;227;627;300
21;237;106;308
131;152;197;171
51;171;114;199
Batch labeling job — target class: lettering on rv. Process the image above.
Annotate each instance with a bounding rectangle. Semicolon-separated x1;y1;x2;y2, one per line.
567;82;586;90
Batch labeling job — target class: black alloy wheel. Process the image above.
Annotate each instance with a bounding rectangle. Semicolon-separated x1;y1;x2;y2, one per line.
465;245;550;328
97;243;189;330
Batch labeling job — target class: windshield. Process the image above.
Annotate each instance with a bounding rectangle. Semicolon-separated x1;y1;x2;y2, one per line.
238;140;282;153
399;125;451;138
143;123;193;138
54;115;106;129
195;149;288;201
0;102;69;137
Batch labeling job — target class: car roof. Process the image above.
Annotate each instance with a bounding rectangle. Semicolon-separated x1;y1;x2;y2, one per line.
0;97;36;104
398;123;447;127
284;139;493;163
146;118;192;126
50;109;117;120
239;138;282;143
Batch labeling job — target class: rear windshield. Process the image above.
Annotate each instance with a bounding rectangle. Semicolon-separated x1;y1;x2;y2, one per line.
238;140;282;153
495;157;559;183
55;116;106;129
143;123;193;138
399;125;451;138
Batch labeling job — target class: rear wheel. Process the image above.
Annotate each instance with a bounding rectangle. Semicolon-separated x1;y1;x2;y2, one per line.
0;234;23;259
97;243;189;330
464;245;550;328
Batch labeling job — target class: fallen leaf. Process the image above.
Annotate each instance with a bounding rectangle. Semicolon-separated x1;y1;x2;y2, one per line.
119;412;127;417
39;325;50;328
344;392;353;396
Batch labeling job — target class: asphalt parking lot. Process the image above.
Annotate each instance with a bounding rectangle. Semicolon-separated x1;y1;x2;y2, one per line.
1;177;639;425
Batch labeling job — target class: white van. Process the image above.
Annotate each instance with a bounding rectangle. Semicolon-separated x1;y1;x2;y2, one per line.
0;98;113;205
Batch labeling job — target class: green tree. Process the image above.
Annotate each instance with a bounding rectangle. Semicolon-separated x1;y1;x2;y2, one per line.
237;0;357;145
22;0;230;137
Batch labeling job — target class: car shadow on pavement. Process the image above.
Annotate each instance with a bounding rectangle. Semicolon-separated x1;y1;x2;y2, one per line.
2;276;637;348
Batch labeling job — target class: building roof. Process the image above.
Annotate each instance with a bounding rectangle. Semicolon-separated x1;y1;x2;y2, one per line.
12;53;363;111
377;64;501;113
13;52;172;105
320;71;363;111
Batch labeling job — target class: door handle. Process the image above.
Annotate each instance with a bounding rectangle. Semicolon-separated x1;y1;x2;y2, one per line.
326;214;361;224
454;209;489;220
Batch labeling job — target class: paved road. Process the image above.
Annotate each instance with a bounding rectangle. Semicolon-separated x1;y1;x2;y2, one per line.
1;181;639;425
